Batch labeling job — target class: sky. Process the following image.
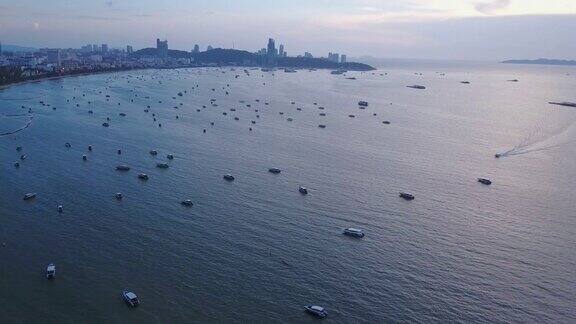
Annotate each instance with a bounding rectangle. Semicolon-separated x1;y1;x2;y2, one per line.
0;0;575;60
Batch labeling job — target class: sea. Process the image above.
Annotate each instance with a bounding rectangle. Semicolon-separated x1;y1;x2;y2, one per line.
0;61;575;323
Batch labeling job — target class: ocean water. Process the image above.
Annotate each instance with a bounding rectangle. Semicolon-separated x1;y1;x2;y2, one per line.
0;62;575;323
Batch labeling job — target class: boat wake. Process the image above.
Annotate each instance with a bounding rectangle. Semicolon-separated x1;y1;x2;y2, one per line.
496;109;576;158
0;114;34;136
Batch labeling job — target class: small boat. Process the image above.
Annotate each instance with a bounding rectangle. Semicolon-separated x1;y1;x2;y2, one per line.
149;150;158;156
358;101;368;107
138;173;149;180
14;162;20;168
299;187;308;195
116;165;130;171
399;192;415;200
494;153;502;158
122;291;140;307
548;101;576;108
507;79;519;82
348;115;355;118
478;178;492;185
57;205;63;213
382;121;391;125
268;168;281;174
167;154;174;160
318;124;327;128
304;305;327;318
223;174;235;181
156;163;169;169
46;263;56;279
115;193;123;200
181;200;194;206
23;193;37;200
82;155;87;161
460;81;470;84
119;113;127;117
102;122;110;127
407;85;426;90
343;228;365;238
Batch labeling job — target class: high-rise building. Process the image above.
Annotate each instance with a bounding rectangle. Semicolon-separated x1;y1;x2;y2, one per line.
46;49;61;66
102;44;108;53
126;45;133;54
328;52;340;63
279;44;285;57
207;45;213;51
340;54;347;63
0;41;2;56
156;38;168;58
304;52;313;58
266;38;277;66
193;44;200;53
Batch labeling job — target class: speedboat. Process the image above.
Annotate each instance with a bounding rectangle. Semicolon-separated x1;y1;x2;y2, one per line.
122;291;140;307
478;178;492;185
343;228;365;238
268;168;281;174
156;163;169;169
223;174;235;181
318;124;327;128
304;305;327;318
399;192;415;200
494;153;502;158
115;193;123;200
138;173;149;180
116;165;130;171
149;150;158;156
382;121;391;125
407;85;426;89
102;122;110;127
58;205;63;213
46;263;56;279
181;200;194;206
23;193;37;200
299;187;308;195
167;154;174;160
358;101;369;107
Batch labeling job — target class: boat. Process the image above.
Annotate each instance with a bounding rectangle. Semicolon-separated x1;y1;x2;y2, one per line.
399;192;415;200
494;153;502;158
116;165;130;171
223;174;235;181
181;200;194;206
167;154;174;160
330;70;346;75
138;173;149;180
58;205;63;213
122;291;140;307
382;121;391;125
548;101;576;108
23;193;37;200
507;79;519;82
460;81;470;84
478;178;492;185
115;193;123;199
358;101;369;107
407;85;426;89
268;168;281;174
304;305;327;318
119;113;127;117
46;263;56;279
318;124;327;128
102;122;110;127
156;163;169;169
14;162;20;168
343;228;365;238
149;150;158;156
299;187;308;195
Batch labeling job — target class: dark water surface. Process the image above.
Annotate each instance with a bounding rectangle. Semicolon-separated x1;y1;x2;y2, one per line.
0;63;575;323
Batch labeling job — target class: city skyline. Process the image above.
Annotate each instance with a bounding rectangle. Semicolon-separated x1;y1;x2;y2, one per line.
0;0;575;60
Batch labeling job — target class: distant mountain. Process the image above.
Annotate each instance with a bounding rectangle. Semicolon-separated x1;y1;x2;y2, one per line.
502;58;576;66
132;47;375;70
0;44;37;53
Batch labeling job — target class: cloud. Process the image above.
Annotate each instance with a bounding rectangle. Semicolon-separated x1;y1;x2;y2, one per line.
475;0;511;14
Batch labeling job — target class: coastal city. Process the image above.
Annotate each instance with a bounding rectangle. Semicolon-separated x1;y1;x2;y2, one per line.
0;38;356;85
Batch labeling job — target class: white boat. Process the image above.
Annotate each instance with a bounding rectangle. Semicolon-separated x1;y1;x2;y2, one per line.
122;291;140;307
343;228;365;238
304;305;327;318
46;263;56;279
